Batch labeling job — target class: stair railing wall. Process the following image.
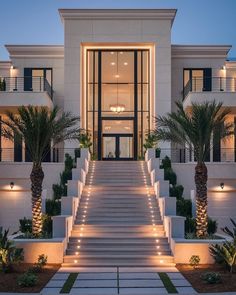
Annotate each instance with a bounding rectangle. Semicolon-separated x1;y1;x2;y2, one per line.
52;148;90;249
145;148;186;253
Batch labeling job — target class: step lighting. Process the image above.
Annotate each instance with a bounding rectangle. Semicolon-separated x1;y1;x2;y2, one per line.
77;239;81;243
156;246;160;249
77;245;80;249
74;260;78;263
158;252;162;255
156;239;159;243
75;252;79;255
160;260;164;264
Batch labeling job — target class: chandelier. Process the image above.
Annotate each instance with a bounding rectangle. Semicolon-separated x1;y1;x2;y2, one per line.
109;52;125;114
110;104;125;113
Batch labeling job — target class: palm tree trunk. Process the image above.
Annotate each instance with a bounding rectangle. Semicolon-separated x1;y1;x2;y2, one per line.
195;162;208;238
30;163;44;236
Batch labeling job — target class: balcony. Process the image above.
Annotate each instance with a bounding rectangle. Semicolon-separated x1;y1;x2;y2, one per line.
183;77;236;110
0;77;53;110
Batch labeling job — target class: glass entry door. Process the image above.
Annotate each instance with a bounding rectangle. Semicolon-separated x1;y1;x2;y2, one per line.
103;134;133;160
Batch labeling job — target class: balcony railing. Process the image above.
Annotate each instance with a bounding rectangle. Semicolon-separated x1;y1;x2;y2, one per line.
156;148;236;163
0;148;80;163
0;77;53;99
183;77;236;100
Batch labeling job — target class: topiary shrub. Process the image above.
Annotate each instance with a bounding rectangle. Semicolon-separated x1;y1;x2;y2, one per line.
177;198;192;218
185;217;196;234
170;185;184;199
45;199;61;216
17;272;37;287
52;184;64;200
164;168;177;186
160;156;171;169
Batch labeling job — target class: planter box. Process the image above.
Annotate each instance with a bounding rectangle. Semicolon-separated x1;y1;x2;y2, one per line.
14;238;66;263
171;237;226;264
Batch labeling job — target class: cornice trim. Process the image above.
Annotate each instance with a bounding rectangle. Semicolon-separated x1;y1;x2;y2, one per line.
59;9;177;25
172;45;231;58
5;45;64;58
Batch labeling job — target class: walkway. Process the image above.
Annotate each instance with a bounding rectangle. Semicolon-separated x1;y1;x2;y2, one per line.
42;266;196;295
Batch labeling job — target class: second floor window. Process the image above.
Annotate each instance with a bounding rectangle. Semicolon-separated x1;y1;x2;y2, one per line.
24;68;52;91
184;68;212;92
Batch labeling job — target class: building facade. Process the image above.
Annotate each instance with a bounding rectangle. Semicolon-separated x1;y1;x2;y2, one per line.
0;9;236;162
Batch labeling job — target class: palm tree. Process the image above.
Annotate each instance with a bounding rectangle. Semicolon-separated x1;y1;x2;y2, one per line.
153;101;233;238
1;106;80;236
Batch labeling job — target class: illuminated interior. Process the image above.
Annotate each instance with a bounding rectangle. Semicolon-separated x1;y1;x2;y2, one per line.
85;48;150;160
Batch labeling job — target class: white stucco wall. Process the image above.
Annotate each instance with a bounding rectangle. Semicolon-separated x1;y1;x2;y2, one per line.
172;162;236;231
9;54;64;110
0;163;64;233
63;10;174;149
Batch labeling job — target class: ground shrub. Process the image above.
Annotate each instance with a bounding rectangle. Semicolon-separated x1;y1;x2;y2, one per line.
17;272;37;287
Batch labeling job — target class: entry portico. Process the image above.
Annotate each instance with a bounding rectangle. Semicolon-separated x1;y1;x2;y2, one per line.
60;9;176;159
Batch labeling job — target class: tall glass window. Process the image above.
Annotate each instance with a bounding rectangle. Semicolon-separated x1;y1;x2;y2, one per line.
86;49;150;160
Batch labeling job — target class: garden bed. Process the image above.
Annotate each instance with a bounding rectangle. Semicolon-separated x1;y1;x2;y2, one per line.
177;264;236;293
0;263;60;293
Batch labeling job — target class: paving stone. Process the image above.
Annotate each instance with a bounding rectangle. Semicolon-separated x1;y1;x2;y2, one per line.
45;280;65;288
176;286;197;294
59;267;116;273
119;267;177;273
166;272;185;279
119;287;168;294
171;279;192;287
51;273;70;280
120;279;164;288
78;272;117;280
74;279;117;288
41;287;61;295
70;287;118;295
119;272;159;279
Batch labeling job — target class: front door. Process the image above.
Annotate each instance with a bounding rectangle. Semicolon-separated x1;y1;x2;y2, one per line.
103;134;133;160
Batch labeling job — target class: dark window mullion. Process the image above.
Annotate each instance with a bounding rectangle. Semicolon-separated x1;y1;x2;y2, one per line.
141;51;144;157
97;51;102;160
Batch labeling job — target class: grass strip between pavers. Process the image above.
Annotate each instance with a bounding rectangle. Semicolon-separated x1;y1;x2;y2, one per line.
60;273;79;294
159;272;178;294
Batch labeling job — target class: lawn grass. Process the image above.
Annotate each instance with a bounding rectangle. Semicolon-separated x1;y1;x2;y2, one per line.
159;272;178;294
60;273;78;294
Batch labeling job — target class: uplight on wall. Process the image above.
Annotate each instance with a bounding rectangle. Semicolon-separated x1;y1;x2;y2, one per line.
10;182;14;189
220;182;224;190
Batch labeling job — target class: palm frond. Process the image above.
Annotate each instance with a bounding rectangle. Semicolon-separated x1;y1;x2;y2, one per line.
153;100;233;163
1;105;80;165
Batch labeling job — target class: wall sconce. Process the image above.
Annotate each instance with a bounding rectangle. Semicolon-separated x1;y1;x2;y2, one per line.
10;181;14;189
221;65;226;70
220;182;224;190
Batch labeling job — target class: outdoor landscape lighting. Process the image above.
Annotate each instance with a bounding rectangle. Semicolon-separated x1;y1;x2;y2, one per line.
220;182;224;189
10;181;14;189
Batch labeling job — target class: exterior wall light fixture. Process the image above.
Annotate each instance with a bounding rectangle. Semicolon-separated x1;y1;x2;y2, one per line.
10;181;14;189
220;182;224;190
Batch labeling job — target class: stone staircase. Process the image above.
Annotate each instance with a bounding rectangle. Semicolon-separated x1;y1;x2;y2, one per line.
63;161;174;267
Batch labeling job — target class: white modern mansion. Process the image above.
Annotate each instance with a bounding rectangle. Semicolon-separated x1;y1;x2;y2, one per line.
0;9;236;232
1;9;236;162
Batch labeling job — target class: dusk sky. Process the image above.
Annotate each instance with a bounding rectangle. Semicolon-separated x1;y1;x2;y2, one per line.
0;0;236;60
